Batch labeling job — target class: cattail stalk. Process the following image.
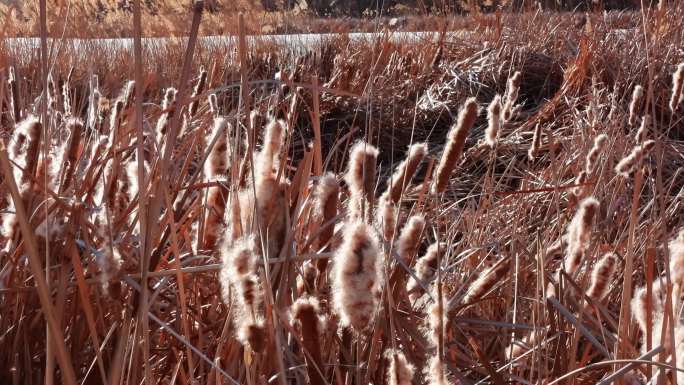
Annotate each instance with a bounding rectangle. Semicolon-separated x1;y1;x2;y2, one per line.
432;98;478;195
8;66;21;121
292;297;325;385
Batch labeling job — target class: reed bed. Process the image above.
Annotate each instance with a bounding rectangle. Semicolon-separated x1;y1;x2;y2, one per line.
1;3;684;385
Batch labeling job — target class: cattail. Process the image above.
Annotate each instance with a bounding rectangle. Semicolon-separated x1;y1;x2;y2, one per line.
202;118;231;250
332;221;381;331
8;66;21;121
426;283;447;347
156;87;177;147
463;258;509;304
256;118;286;181
669;229;684;292
628;85;644;126
407;242;444;302
564;197;599;275
296;261;317;296
385;349;414;385
62;75;72;116
425;355;452;385
208;93;218;117
58;118;84;193
188;67;207;117
396;215;426;264
122;80;135;108
219;236;266;352
345;141;379;220
586;252;618;301
635;115;649;143
387;143;427;203
376;194;397;243
572;170;589;198
615;140;656;178
585;134;607;174
485;95;502;148
670;63;684;112
291;297;325;385
528;123;542;161
503;71;522;121
432;98;478;195
12;115;42;188
631;277;668;353
97;245;123;293
313;173;339;276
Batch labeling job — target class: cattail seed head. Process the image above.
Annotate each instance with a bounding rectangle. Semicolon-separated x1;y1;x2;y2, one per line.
332;221;382;331
670;63;684;112
586;252;618;301
425;355;452;385
628;85;644;126
407;242;444;302
635;114;649;144
631;276;667;340
585;134;607;174
396;214;426;264
385;349;414;385
376;193;397;243
314;173;339;251
463;258;509;304
188;67;207;117
503;71;522;121
669;229;684;287
564;197;599;275
426;283;447;347
485;95;502;148
256;118;286;181
345;141;379;220
615;140;656;178
432;98;478;195
208;93;219;117
528;123;542;161
387;143;427;203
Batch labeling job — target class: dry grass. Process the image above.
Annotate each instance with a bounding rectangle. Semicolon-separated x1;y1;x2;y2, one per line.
1;2;684;385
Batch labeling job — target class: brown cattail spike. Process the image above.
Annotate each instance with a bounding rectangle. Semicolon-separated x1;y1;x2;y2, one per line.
503;71;522;121
586;252;618;301
396;215;426;264
670;63;684;112
564;197;599;275
345;141;379;220
585;134;607;174
628;85;644;126
188;67;208;117
313;173;339;276
432;98;478;195
387;143;427;203
407;242;444;302
463;258;509;304
485;95;502;148
615;140;656;178
385;349;414;385
528;123;542;161
332;221;381;331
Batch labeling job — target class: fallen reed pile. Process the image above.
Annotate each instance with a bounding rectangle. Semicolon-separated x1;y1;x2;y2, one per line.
1;4;684;385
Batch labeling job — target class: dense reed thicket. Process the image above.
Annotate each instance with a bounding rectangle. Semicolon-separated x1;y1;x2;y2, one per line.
1;3;684;385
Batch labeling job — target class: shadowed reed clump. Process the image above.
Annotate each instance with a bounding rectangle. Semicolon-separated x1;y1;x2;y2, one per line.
432;98;478;195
